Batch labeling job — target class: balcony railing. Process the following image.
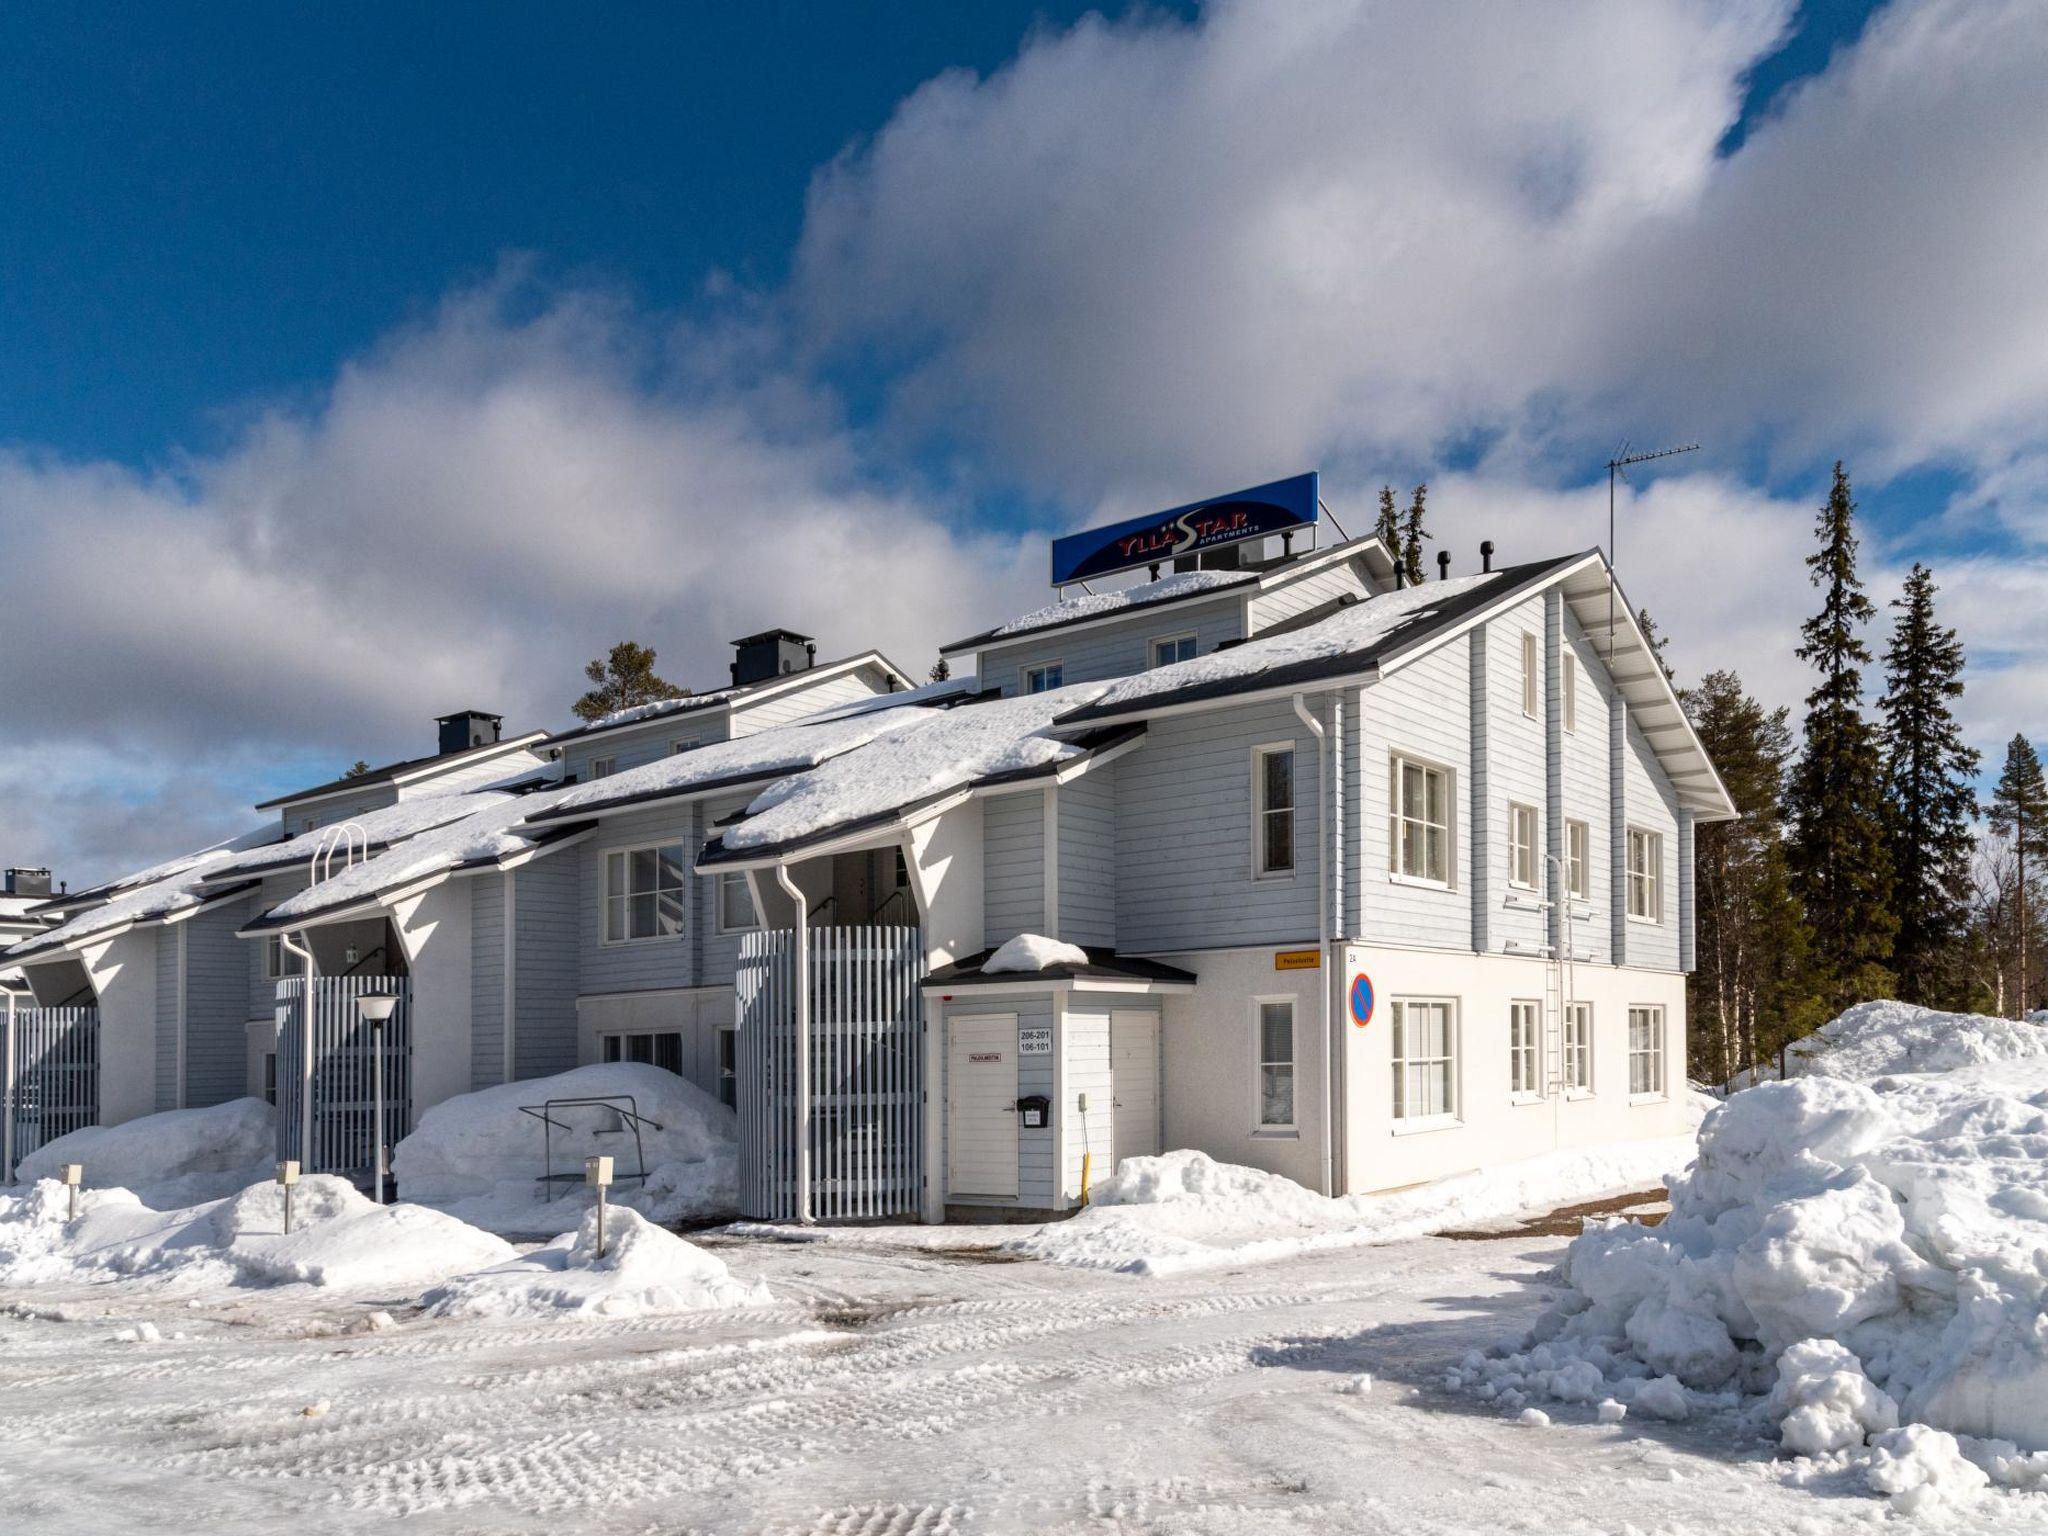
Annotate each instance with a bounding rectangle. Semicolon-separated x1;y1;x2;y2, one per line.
274;976;411;1180
2;1005;98;1181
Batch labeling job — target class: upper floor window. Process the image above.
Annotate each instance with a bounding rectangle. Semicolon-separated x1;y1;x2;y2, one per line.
1392;998;1458;1122
1509;802;1539;889
1629;1006;1667;1098
1566;819;1591;901
590;756;617;780
1256;998;1295;1129
717;871;758;934
1627;827;1664;922
1563;654;1579;734
1389;755;1452;885
1253;745;1296;878
1023;662;1064;694
1151;634;1198;669
1520;631;1539;718
264;935;301;981
670;739;700;756
603;843;687;943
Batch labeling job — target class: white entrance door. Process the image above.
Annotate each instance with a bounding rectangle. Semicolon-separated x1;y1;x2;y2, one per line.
947;1013;1019;1199
1110;1009;1160;1167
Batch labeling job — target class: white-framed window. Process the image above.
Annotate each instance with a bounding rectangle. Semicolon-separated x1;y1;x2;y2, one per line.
1252;743;1296;878
716;1026;738;1109
1563;654;1579;734
717;871;759;934
1389;754;1453;885
1566;819;1591;901
1151;633;1198;669
1392;998;1458;1122
1629;1006;1667;1098
602;842;688;944
670;738;700;756
1520;631;1539;718
601;1029;683;1076
265;935;284;980
1628;827;1664;922
1509;1000;1542;1099
590;756;617;780
1254;997;1296;1130
1563;1001;1594;1094
1509;802;1539;889
1023;662;1064;694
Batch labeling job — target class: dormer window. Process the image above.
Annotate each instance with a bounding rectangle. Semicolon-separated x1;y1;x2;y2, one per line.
1151;633;1197;669
590;757;616;779
1024;662;1064;694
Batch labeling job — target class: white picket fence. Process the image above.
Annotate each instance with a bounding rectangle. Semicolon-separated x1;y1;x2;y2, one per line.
274;976;411;1179
3;1006;98;1180
734;926;925;1222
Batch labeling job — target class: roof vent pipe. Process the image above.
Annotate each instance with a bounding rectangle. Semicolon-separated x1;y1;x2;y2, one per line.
1436;550;1451;582
1393;561;1405;590
1481;540;1495;573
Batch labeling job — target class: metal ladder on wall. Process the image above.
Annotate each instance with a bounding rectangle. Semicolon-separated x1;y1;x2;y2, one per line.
1540;854;1577;1098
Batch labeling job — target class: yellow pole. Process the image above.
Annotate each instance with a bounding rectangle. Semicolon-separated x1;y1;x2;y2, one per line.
1080;1150;1092;1206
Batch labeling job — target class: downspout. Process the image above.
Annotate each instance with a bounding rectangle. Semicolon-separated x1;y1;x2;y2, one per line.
773;863;813;1224
279;928;318;1168
3;986;16;1184
1291;693;1334;1198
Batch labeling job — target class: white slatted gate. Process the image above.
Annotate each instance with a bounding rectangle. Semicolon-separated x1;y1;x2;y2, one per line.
734;926;925;1222
274;976;411;1178
3;1007;99;1179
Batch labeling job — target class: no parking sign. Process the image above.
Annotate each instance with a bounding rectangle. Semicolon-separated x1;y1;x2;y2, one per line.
1349;972;1375;1028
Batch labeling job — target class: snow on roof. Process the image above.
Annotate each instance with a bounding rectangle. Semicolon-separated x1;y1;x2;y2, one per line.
794;674;982;725
977;569;1257;644
716;681;1116;857
206;790;520;881
584;688;736;733
7;868;247;961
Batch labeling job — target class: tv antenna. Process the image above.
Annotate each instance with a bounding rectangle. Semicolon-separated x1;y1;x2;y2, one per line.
1605;441;1699;648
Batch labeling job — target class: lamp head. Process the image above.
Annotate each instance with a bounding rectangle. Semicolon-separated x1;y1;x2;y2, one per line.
356;993;400;1024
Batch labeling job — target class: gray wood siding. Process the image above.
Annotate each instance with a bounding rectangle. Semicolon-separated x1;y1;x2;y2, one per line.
698;795;758;988
983;789;1046;945
247;872;309;1019
1245;558;1370;632
1486;598;1548;955
1115;699;1320;953
1561;612;1615;962
185;897;257;1106
155;925;178;1112
580;805;698;993
730;664;891;732
282;785;401;837
1361;639;1471;950
514;854;582;1077
979;597;1245;696
470;872;506;1088
1058;766;1117;948
562;713;731;785
1623;714;1683;971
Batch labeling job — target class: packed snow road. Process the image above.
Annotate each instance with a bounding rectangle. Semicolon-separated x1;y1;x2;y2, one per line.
2;1209;2018;1536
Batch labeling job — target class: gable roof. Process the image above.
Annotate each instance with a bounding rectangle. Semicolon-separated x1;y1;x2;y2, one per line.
254;729;549;811
540;648;914;749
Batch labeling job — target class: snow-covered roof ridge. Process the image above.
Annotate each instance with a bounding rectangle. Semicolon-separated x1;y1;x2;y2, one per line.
543;648;916;746
6;866;257;962
979;569;1257;643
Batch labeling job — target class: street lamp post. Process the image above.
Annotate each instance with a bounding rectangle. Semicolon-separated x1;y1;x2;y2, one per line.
355;993;400;1205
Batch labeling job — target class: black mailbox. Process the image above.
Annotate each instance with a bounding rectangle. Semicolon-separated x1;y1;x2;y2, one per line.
1016;1094;1050;1130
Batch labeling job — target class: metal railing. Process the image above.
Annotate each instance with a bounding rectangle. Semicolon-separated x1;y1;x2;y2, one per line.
274;976;410;1179
735;925;925;1222
3;1006;98;1181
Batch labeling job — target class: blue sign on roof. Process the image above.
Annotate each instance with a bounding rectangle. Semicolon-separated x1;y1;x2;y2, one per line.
1050;472;1320;586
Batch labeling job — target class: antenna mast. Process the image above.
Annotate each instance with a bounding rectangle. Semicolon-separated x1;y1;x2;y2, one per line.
1605;441;1699;649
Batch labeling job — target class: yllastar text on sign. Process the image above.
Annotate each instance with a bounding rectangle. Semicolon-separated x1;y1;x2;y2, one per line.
1049;472;1320;586
1349;973;1375;1029
1273;949;1321;971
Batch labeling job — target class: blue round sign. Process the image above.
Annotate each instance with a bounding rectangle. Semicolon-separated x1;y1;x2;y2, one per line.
1349;973;1375;1028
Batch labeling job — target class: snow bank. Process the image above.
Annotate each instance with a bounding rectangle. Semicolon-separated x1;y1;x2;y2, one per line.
1007;1140;1693;1276
1456;1058;2048;1517
14;1099;274;1203
0;1174;513;1294
1735;1000;2048;1086
984;933;1089;973
392;1063;738;1234
420;1205;769;1320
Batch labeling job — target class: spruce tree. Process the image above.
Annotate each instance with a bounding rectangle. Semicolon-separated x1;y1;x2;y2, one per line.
928;657;952;684
1373;486;1401;556
572;640;689;723
1987;735;2048;1014
1637;607;1675;683
1878;564;1978;1004
1400;483;1430;583
1783;463;1895;1011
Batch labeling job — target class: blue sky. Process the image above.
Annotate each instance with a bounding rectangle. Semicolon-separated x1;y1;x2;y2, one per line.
4;0;2045;884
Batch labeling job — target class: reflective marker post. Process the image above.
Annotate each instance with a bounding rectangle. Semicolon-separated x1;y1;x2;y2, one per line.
60;1162;82;1222
586;1155;614;1259
277;1160;300;1234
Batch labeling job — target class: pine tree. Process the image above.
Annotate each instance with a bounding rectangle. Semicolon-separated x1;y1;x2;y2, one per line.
343;760;371;779
1684;671;1816;1082
1878;564;1979;1004
1986;735;2048;1015
928;657;952;684
572;640;688;723
1637;607;1675;683
1373;485;1401;557
1400;483;1430;583
1783;463;1895;1011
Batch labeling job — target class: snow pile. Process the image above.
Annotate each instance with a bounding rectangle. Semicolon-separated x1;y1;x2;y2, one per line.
1455;1061;2048;1515
420;1204;769;1320
986;568;1256;638
392;1063;738;1235
1007;1140;1693;1276
0;1174;514;1293
585;688;732;731
984;933;1090;973
14;1098;275;1205
1739;1000;2048;1086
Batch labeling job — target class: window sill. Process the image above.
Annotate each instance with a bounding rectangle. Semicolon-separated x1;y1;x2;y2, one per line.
1250;1128;1300;1141
1629;1092;1669;1107
1502;889;1543;907
1564;1088;1596;1102
1626;914;1664;927
599;935;685;949
1509;1092;1547;1107
1388;873;1453;892
1252;871;1298;884
1391;1113;1462;1136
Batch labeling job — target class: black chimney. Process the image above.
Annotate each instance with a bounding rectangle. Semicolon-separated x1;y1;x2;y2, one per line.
729;629;817;688
436;710;503;755
1480;540;1495;573
4;867;52;899
1436;550;1451;581
1393;561;1406;590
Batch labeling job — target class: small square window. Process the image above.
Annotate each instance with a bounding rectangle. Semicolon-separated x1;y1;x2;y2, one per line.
1023;662;1064;694
590;756;617;780
718;871;758;933
1151;634;1198;669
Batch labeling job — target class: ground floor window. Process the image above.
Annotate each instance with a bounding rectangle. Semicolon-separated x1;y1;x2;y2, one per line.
1629;1006;1666;1097
716;1027;738;1110
1391;998;1457;1121
1509;1000;1541;1098
602;1030;683;1076
1563;1001;1593;1093
1255;998;1295;1129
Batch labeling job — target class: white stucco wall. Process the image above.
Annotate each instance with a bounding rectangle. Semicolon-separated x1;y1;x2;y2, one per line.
391;881;473;1119
81;929;159;1128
